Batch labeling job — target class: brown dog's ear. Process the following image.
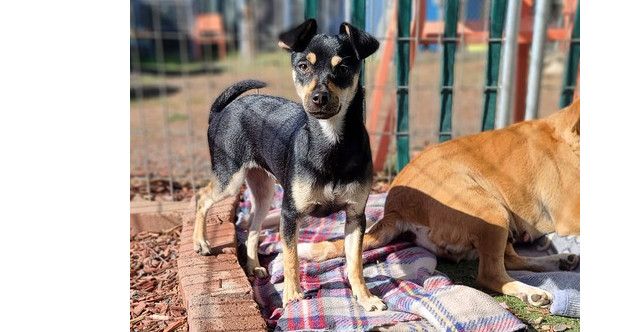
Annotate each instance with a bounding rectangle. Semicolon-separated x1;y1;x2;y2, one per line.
339;22;380;60
569;98;580;135
572;118;580;135
278;19;318;52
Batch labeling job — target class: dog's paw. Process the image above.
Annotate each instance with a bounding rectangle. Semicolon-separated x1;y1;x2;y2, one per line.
559;254;579;270
245;264;269;279
193;238;212;256
519;291;553;308
282;288;304;307
355;295;388;312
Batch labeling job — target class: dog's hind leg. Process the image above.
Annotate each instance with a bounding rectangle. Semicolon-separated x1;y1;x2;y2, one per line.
244;168;275;278
462;199;554;307
193;170;246;255
475;225;554;307
344;204;388;312
504;243;579;272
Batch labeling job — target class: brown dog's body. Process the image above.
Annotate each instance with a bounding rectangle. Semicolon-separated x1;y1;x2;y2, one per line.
300;99;580;307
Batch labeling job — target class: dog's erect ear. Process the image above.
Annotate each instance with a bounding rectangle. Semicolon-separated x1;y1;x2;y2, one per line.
572;118;580;135
569;98;580;135
278;19;318;52
339;22;380;60
564;98;580;136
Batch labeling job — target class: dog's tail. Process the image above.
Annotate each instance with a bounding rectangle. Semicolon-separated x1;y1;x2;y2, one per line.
209;79;267;120
297;216;404;261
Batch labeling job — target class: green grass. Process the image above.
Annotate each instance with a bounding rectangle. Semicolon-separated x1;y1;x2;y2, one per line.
435;259;580;332
167;113;188;122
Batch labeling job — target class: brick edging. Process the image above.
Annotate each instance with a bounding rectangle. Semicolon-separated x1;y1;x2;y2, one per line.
177;195;267;332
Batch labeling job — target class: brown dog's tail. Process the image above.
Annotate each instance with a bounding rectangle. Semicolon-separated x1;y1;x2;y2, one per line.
297;216;403;261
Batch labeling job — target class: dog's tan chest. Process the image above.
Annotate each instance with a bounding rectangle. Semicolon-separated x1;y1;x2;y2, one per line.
292;179;368;216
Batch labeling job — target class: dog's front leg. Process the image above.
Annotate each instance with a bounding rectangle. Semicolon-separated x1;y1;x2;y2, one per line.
280;207;304;307
345;206;388;311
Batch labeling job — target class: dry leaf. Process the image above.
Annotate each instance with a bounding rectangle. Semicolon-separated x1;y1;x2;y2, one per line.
553;323;570;331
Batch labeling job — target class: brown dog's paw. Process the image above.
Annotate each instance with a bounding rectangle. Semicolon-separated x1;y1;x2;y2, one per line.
528;292;552;307
518;290;552;308
559;254;579;270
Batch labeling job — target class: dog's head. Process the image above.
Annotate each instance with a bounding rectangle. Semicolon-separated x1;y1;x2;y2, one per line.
279;19;379;119
551;97;580;155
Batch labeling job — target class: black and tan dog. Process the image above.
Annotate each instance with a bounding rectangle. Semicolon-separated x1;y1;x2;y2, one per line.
300;99;581;308
192;19;385;310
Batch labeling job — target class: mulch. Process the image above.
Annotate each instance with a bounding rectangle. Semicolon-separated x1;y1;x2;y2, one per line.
130;226;188;332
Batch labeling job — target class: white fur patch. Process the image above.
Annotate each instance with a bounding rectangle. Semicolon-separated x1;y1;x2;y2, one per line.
318;113;346;144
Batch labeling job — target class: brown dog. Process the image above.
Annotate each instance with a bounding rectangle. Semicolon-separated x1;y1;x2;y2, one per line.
299;98;580;307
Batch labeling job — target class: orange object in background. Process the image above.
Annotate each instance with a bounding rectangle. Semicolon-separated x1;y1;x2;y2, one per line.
192;13;227;60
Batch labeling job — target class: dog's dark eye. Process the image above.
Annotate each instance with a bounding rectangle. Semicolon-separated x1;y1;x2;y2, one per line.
336;66;350;75
297;63;309;72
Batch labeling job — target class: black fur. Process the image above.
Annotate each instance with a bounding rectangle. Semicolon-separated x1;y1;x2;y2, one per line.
209;80;266;121
278;19;318;52
208;81;372;221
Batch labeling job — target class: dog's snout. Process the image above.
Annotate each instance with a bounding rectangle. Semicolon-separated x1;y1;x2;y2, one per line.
311;90;329;106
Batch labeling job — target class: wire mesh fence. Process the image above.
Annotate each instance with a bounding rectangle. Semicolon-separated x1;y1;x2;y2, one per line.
130;0;579;201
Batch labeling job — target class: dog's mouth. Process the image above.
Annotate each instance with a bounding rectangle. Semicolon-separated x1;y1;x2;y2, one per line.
305;102;341;119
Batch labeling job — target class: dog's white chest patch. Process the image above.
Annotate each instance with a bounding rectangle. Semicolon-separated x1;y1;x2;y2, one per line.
318;113;345;144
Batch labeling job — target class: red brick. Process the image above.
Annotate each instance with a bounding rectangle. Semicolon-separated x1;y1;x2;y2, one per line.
177;195;267;332
130;201;189;236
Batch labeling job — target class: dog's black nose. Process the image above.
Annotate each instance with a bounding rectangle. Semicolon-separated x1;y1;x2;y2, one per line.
311;90;329;106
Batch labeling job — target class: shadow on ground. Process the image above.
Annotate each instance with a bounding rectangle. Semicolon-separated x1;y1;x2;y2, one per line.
131;85;180;100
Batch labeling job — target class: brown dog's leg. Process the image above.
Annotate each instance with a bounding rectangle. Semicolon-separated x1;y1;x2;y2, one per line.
504;243;579;272
470;206;554;307
476;237;553;307
297;214;402;262
344;205;387;311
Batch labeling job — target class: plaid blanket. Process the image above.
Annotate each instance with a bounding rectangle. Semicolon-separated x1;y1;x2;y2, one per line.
236;186;526;331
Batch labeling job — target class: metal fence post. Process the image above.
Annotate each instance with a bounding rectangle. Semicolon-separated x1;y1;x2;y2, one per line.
352;0;367;120
305;0;318;19
560;0;580;108
396;0;412;171
525;0;551;120
352;0;366;37
439;0;459;143
481;0;506;131
496;0;522;129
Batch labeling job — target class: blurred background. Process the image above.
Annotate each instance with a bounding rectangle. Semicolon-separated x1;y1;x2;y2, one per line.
130;0;580;202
